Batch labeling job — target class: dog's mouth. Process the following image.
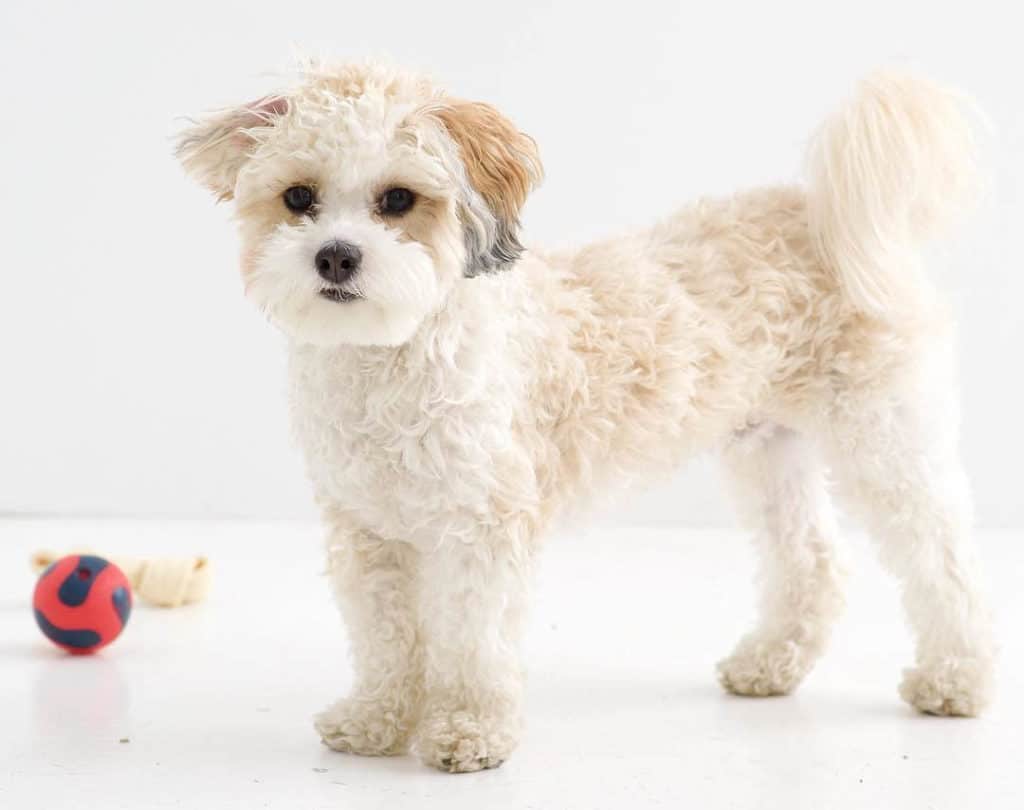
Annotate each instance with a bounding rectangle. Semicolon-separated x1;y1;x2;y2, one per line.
318;287;361;303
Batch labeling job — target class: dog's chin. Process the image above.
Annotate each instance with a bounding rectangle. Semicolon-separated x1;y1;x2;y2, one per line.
318;287;361;303
265;293;427;348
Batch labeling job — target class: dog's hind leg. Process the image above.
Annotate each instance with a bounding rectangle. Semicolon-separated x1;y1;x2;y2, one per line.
824;383;995;716
717;425;846;697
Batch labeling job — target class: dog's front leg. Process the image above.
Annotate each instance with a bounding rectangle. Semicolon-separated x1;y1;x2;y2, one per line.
315;521;423;756
414;534;533;773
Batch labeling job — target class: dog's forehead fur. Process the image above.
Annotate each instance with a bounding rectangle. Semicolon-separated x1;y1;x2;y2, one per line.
237;64;453;199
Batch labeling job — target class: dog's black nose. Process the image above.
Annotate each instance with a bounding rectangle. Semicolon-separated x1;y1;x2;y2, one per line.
314;241;362;284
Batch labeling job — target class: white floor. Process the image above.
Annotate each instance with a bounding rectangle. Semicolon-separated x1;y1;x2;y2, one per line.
1;519;1021;810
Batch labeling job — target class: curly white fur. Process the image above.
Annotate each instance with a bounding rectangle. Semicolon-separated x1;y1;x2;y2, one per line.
177;63;996;773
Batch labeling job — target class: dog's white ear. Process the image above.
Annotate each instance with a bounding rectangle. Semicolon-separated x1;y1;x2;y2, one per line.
175;96;290;202
430;101;543;275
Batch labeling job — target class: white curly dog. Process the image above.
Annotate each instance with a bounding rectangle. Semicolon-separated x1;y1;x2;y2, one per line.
177;62;995;772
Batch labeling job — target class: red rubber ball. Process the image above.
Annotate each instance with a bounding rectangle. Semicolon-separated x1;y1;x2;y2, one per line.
33;555;133;654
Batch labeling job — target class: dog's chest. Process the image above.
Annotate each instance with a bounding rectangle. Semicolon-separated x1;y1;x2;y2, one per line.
287;342;523;543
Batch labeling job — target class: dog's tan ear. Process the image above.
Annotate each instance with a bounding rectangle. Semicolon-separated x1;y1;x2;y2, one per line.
431;101;543;275
175;96;289;202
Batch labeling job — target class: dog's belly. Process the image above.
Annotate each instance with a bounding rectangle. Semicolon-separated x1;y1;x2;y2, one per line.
527;186;846;493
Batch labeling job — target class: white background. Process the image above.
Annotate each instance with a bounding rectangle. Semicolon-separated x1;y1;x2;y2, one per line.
1;0;1021;525
1;7;1022;808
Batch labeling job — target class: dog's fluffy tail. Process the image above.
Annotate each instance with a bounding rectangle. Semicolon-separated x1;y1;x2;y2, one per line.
806;71;980;315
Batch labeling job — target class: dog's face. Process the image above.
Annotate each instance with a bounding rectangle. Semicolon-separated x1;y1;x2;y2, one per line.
177;64;542;346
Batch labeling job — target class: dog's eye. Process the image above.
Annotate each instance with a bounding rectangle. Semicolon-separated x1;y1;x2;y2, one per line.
379;187;415;216
283;185;315;214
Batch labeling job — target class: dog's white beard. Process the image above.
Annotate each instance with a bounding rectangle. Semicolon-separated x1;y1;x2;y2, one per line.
246;217;444;347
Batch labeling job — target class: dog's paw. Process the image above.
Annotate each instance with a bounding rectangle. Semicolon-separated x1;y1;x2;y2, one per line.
415;708;516;773
717;638;810;697
899;657;994;717
315;697;411;756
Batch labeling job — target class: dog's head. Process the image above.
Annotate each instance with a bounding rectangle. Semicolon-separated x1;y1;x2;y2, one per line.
176;62;542;346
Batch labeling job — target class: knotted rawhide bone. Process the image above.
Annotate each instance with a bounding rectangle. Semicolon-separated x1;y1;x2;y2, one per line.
30;551;211;608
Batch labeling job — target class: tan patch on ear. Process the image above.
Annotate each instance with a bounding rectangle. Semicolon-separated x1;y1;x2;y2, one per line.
432;101;543;222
